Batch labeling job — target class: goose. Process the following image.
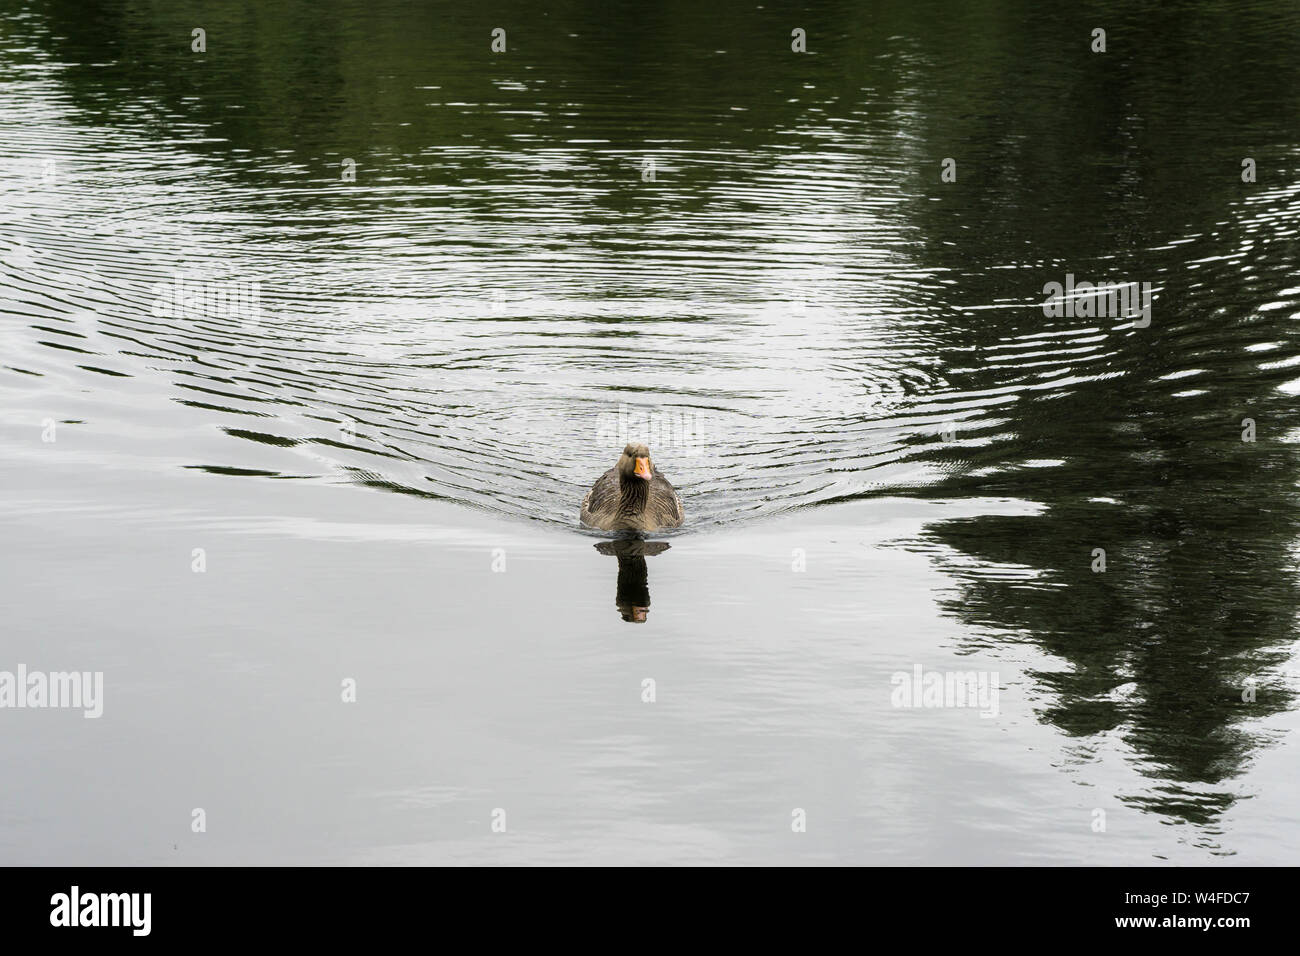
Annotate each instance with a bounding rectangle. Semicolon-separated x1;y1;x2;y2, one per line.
580;443;683;532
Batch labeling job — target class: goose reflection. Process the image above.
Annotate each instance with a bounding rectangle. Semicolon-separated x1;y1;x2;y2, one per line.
594;539;670;623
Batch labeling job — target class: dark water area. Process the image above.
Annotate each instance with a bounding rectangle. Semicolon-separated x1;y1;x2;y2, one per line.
2;0;1300;863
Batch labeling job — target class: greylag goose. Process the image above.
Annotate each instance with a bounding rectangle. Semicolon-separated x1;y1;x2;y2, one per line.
580;443;683;532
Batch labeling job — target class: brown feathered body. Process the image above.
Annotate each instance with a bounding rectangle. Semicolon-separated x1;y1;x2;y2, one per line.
580;443;683;532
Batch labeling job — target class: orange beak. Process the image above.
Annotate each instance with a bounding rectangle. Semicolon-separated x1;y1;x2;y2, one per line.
634;457;652;480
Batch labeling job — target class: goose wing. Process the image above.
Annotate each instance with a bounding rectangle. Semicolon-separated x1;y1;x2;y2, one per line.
580;467;621;525
650;472;684;528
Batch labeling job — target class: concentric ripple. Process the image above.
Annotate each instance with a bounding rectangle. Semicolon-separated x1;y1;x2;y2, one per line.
3;2;1300;534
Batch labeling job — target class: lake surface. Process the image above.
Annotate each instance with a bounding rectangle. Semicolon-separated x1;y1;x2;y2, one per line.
2;0;1300;864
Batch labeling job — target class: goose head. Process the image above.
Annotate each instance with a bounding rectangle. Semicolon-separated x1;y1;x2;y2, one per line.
616;442;654;482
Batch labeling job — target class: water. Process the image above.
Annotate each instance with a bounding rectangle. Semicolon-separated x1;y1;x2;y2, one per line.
2;0;1300;863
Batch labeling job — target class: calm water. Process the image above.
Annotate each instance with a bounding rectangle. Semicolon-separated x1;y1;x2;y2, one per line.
2;0;1300;864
